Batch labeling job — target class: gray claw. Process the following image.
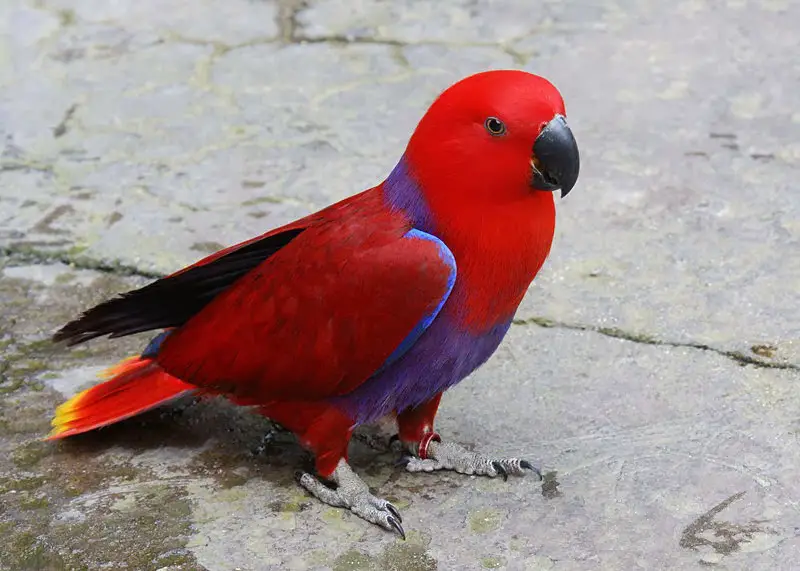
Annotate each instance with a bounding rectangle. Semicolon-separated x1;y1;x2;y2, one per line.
404;440;543;481
520;460;543;480
387;515;406;540
298;460;406;537
386;502;403;523
492;461;508;481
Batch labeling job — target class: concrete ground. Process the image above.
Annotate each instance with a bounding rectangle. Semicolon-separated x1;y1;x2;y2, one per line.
1;0;799;569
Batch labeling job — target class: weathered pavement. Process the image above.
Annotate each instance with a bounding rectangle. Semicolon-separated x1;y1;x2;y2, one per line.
1;0;799;569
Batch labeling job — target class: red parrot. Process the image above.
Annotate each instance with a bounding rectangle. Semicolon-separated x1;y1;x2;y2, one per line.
48;70;579;537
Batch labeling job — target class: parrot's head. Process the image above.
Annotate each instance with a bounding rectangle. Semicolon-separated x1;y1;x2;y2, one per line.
404;69;579;213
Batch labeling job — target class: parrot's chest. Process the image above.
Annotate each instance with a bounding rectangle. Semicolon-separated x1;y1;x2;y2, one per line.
335;314;512;424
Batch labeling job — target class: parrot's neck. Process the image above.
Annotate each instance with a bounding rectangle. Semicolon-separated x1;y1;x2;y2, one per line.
383;158;436;233
384;157;556;333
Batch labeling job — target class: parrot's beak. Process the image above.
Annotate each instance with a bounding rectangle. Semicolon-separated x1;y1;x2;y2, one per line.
530;114;580;198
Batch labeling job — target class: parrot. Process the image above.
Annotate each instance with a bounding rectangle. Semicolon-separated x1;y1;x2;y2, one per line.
47;69;580;538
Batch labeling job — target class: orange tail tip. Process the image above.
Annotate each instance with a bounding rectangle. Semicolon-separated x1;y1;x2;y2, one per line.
46;356;196;441
98;355;142;380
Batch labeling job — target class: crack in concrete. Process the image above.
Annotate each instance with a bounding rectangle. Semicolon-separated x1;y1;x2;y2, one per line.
293;33;503;50
164;32;278;53
289;34;530;65
280;0;533;63
277;0;307;43
164;27;529;66
680;491;776;556
0;160;54;175
0;245;163;280
2;250;793;372
512;317;799;371
53;103;78;139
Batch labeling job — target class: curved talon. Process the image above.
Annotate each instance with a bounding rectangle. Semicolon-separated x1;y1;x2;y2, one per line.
298;460;406;536
402;438;543;484
395;454;413;468
491;461;509;481
520;460;543;480
386;502;403;523
387;515;406;540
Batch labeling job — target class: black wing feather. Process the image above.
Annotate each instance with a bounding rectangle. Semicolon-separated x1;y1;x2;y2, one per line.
53;228;304;346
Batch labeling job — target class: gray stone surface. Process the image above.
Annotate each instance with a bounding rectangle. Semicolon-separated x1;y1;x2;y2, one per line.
0;0;798;569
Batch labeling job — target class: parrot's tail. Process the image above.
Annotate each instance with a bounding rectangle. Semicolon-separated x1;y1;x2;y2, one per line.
46;356;197;440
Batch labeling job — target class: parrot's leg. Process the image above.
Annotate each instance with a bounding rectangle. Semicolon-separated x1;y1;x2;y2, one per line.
264;404;405;537
396;395;542;481
297;459;405;539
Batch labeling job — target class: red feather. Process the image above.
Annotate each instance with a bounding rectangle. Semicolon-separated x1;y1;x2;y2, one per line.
155;188;454;403
48;357;195;439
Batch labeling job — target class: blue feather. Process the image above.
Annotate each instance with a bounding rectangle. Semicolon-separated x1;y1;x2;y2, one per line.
376;228;457;372
141;330;171;358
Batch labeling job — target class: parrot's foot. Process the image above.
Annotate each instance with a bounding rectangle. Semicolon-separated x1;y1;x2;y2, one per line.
297;459;405;539
402;434;542;481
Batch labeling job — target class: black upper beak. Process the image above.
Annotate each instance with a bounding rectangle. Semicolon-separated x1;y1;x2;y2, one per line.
530;114;580;198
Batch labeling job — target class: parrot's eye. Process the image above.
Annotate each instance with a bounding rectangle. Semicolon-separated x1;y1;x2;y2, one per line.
484;117;507;136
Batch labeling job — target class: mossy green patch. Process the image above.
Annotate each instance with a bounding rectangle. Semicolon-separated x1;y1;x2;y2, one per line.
241;195;289;206
322;541;438;571
0;394;54;435
379;540;437;571
20;495;50;510
481;556;505;569
0;333;90;395
541;471;562;500
12;439;51;469
58;9;76;26
0;376;25;394
0;269;206;569
468;508;503;534
54;271;77;284
189;448;252;489
269;495;311;513
0;475;46;492
305;549;331;566
751;344;777;358
190;241;225;254
241;180;266;188
2;528;69;570
60;462;139;498
154;551;200;568
333;549;379;571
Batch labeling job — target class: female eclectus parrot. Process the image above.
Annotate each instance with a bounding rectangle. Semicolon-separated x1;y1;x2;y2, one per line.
48;70;580;538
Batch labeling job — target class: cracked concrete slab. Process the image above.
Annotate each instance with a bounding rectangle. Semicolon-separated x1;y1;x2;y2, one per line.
1;0;799;569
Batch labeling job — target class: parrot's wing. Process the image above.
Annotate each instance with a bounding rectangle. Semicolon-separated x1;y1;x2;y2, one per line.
52;192;371;346
52;226;306;345
154;224;456;401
